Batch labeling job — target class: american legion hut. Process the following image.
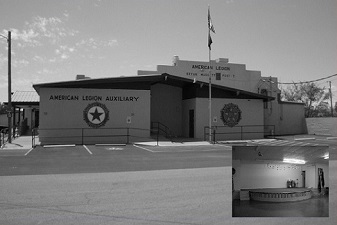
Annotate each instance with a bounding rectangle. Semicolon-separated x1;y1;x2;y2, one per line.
33;56;306;145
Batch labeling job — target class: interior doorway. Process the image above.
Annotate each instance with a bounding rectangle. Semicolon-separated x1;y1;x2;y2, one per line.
301;171;306;188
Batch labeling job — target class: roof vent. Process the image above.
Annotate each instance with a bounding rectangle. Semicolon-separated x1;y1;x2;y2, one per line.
76;74;91;80
216;58;228;63
172;55;179;66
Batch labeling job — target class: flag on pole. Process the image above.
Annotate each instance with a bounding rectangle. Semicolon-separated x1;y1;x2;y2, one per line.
208;6;215;49
208;34;213;50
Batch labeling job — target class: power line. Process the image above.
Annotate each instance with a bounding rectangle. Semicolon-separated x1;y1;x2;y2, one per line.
278;74;337;85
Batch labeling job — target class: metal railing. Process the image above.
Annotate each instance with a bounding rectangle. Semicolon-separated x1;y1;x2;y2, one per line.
151;122;176;142
204;125;275;143
0;128;8;148
33;126;165;147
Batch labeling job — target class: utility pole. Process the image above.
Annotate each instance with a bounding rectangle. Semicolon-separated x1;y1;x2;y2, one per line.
1;31;12;143
328;81;333;117
8;31;12;143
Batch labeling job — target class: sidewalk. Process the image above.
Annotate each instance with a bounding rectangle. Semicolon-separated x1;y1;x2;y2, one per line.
1;134;336;150
1;136;36;150
134;141;213;147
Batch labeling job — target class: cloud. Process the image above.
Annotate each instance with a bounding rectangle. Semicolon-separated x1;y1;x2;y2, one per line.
4;14;79;48
75;38;118;51
52;45;76;62
13;59;29;68
8;28;41;47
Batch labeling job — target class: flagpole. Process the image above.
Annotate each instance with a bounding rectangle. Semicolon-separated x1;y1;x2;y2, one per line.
207;5;213;143
208;43;212;143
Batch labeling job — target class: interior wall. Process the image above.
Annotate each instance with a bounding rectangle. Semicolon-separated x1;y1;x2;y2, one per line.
234;160;329;190
302;164;316;188
237;161;303;189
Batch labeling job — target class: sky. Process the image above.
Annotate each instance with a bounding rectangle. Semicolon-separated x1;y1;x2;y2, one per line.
0;0;336;104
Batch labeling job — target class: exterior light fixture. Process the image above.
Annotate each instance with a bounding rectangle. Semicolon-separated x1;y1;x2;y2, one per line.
283;158;306;164
323;154;329;160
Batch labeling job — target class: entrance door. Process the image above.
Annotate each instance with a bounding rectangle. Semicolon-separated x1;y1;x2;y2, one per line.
189;109;194;138
301;171;306;188
34;109;39;128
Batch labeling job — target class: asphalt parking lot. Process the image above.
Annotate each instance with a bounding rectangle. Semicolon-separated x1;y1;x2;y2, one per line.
0;136;336;225
0;143;232;176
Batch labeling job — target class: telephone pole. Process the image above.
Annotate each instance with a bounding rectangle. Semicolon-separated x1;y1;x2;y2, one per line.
1;31;12;143
328;81;333;117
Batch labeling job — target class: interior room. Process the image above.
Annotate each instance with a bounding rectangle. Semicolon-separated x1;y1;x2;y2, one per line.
232;145;329;217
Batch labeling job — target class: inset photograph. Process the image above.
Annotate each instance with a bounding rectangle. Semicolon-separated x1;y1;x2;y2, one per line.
232;145;329;217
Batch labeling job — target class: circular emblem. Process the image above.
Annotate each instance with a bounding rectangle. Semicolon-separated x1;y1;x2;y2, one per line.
83;102;109;128
220;103;242;127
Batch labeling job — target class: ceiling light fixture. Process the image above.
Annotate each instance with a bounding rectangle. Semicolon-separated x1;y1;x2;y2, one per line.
283;158;306;164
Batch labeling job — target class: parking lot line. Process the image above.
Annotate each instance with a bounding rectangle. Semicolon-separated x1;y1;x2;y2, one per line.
24;148;35;156
133;144;156;152
83;145;93;155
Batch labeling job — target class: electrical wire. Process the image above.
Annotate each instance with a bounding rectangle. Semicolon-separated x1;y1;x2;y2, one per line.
278;74;337;85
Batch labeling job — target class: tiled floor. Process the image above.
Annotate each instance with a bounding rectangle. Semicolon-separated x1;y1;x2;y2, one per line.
232;195;329;217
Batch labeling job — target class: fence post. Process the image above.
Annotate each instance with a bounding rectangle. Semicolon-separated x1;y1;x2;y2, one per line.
127;128;129;144
156;126;159;146
31;129;34;148
81;129;84;145
212;128;216;144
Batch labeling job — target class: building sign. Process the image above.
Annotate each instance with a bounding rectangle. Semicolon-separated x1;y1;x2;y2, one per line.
49;95;140;102
185;64;234;80
220;103;242;127
83;102;110;128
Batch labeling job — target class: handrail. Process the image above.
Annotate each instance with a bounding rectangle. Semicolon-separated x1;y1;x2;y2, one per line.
204;125;275;142
151;122;176;142
35;127;155;146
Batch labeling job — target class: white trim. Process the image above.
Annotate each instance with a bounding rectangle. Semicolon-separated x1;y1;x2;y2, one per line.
43;144;76;148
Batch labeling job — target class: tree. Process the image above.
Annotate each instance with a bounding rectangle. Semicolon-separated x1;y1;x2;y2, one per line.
0;103;8;114
281;82;329;117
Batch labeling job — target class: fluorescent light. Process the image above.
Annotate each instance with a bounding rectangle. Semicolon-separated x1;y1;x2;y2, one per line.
283;158;306;164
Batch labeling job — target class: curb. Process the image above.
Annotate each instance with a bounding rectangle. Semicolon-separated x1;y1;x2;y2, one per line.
294;138;316;141
95;143;127;146
43;144;76;148
327;137;337;140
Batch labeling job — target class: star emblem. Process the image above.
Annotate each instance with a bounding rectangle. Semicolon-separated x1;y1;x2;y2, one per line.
83;102;109;128
90;107;103;122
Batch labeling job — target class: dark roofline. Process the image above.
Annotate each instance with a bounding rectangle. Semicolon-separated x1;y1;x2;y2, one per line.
161;73;274;101
33;73;274;101
33;74;163;93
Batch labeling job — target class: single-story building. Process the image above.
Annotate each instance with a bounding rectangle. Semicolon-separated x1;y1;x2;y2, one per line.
32;57;307;145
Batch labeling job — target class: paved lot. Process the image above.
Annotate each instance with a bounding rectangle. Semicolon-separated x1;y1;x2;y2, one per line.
0;144;231;176
0;136;336;225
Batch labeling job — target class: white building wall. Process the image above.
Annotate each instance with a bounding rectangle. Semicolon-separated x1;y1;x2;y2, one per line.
194;98;264;140
139;57;307;136
39;88;150;144
139;57;261;93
